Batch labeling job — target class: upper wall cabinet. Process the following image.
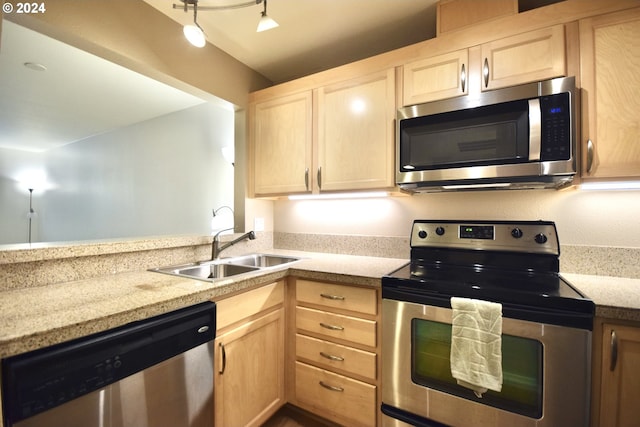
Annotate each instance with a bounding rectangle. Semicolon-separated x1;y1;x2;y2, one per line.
251;69;396;197
579;7;640;180
480;24;566;91
251;91;313;196
316;69;396;192
402;24;566;106
403;49;469;105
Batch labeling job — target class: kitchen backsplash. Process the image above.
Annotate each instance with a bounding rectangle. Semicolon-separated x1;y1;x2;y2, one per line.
0;231;637;291
274;232;640;279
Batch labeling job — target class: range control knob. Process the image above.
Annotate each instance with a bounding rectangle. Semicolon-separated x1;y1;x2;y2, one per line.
535;233;548;244
511;228;523;239
418;230;428;239
435;227;445;236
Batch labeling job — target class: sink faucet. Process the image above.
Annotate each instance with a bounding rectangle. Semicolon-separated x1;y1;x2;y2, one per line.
211;229;256;260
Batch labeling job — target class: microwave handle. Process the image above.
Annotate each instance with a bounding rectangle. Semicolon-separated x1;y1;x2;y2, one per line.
528;99;542;161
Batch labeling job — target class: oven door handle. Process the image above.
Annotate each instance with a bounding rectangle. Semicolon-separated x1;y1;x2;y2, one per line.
382;287;594;330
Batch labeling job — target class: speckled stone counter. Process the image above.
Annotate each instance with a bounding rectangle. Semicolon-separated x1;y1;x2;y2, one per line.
563;273;640;322
0;250;408;360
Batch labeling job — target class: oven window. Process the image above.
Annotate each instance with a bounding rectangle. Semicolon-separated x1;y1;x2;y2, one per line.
411;319;543;419
399;100;529;171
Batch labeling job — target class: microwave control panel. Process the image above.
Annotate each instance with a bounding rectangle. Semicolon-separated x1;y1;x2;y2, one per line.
540;92;571;161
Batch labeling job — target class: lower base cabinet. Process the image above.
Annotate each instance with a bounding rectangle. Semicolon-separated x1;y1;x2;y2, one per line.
295;361;377;427
214;282;285;427
291;279;380;426
595;320;640;427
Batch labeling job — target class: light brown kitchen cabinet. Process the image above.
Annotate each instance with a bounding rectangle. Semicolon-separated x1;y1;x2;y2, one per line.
251;91;313;196
316;69;396;192
595;322;640;427
292;279;380;427
250;68;395;196
480;24;566;91
402;49;469;105
402;25;566;106
579;8;640;180
214;282;285;427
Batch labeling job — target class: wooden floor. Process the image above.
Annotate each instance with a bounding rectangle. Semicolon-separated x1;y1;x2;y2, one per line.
261;405;341;427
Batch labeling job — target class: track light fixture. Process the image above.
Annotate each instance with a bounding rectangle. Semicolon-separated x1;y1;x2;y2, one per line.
257;0;279;32
181;0;206;47
175;0;279;47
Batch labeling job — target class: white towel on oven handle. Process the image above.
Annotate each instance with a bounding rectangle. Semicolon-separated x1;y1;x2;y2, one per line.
450;297;503;398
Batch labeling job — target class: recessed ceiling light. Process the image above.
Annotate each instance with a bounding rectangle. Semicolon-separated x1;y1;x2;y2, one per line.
24;62;47;72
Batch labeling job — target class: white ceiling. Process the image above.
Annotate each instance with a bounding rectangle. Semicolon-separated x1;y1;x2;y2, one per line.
143;0;440;83
0;19;210;152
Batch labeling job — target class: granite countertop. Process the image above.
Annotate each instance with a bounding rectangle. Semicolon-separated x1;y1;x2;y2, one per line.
0;250;408;360
1;250;640;361
563;273;640;322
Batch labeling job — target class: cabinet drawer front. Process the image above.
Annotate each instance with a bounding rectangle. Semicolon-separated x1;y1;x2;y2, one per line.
296;280;377;315
296;334;377;380
295;361;376;427
296;306;377;347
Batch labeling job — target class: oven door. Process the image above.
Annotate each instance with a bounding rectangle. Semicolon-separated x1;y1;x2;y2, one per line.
381;298;591;427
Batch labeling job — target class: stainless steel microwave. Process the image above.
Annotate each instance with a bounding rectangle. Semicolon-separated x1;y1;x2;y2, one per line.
396;76;577;193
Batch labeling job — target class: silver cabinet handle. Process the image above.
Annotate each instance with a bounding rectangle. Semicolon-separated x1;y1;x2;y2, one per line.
219;342;226;374
317;166;322;190
319;381;344;392
483;57;489;88
320;351;344;362
320;293;345;301
587;139;594;174
461;63;466;93
610;329;618;372
304;167;310;191
320;322;344;331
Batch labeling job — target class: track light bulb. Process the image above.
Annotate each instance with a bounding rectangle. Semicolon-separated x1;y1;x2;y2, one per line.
184;24;206;47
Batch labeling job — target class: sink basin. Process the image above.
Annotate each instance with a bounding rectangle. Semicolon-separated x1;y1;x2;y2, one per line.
150;253;300;282
226;253;301;268
151;261;259;281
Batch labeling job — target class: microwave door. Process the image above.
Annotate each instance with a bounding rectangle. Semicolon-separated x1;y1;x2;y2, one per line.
400;100;530;172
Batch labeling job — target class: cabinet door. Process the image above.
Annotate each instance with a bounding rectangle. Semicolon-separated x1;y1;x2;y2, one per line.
316;69;396;192
215;308;285;427
480;24;566;91
252;91;313;196
403;49;469;105
600;323;640;427
580;8;640;179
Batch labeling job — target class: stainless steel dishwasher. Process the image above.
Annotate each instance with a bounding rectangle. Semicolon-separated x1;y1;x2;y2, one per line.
2;301;216;427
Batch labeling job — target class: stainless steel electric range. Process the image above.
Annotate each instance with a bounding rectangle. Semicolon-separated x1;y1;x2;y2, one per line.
381;220;594;427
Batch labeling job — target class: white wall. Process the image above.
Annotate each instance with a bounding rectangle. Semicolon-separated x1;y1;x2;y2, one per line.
273;188;640;247
0;102;234;244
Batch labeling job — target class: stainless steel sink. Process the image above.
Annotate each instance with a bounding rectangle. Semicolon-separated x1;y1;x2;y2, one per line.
226;253;301;268
151;261;259;281
150;253;300;282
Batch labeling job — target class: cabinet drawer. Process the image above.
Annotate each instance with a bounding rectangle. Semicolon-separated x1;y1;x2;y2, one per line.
296;306;376;347
295;361;376;427
296;280;377;315
296;334;377;381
